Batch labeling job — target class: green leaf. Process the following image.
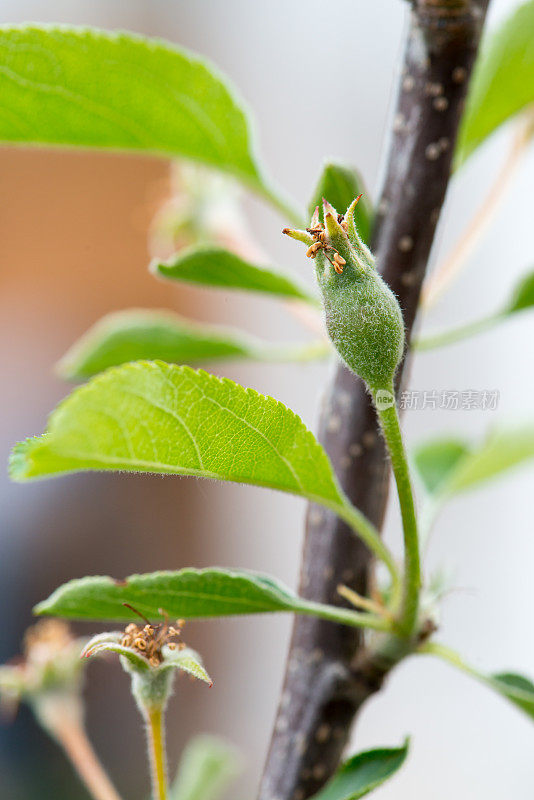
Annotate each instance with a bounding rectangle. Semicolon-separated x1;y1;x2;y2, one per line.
455;1;534;166
10;361;395;573
150;246;316;303
309;742;409;800
10;361;342;499
57;310;267;379
414;425;534;498
413;439;470;495
160;647;212;686
36;568;316;620
171;736;240;800
56;309;326;380
506;269;534;314
490;672;534;719
0;25;298;219
35;568;386;631
308;162;372;243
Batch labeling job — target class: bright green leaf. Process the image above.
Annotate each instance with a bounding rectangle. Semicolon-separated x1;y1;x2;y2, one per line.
309;742;408;800
150;246;316;303
413;438;470;494
10;362;394;572
10;362;342;501
307;162;372;243
0;25;298;219
56;309;326;380
35;568;386;631
455;1;534;166
171;736;240;800
414;425;534;499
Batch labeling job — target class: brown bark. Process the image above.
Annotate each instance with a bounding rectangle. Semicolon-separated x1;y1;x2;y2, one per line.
258;2;490;798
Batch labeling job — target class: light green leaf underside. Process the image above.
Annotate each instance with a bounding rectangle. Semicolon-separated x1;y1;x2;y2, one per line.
455;0;534;166
151;246;316;304
0;24;269;194
309;743;408;800
171;735;240;800
414;425;534;498
11;362;344;511
57;309;326;380
35;568;310;620
161;647;212;686
36;568;387;631
308;162;372;244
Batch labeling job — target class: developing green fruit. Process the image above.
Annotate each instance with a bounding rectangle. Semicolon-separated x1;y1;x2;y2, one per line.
283;197;405;391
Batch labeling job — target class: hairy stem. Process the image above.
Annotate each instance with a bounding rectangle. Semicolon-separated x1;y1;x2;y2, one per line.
258;3;489;799
145;707;168;800
373;389;420;635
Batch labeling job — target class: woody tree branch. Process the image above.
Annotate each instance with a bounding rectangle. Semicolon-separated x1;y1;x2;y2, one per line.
258;2;490;799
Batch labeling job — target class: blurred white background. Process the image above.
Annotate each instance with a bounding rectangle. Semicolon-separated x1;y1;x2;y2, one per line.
0;1;533;799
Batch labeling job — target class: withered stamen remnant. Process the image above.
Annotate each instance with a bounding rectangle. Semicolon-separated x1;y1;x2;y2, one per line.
302;217;347;272
332;252;346;274
306;242;322;258
120;606;186;667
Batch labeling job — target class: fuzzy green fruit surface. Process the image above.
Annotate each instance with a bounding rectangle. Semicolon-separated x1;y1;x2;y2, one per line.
320;267;404;391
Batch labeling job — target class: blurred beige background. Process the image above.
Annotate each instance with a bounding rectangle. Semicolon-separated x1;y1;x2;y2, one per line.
0;2;533;799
